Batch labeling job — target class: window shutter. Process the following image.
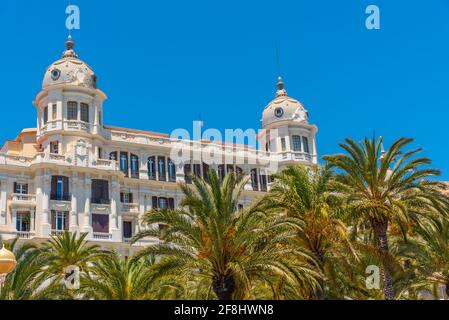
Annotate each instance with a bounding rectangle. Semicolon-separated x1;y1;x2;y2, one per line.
103;180;109;200
152;196;158;209
168;198;175;209
63;177;69;197
129;193;133;203
184;164;192;184
13;182;17;194
202;163;210;183
51;211;56;230
64;212;69;230
51;176;57;196
24;184;28;195
120;193;124;203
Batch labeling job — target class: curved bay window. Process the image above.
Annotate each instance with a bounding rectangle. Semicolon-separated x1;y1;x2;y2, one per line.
67;101;78;120
147;156;156;180
302;137;310;154
80;103;89;122
250;169;259;191
168;158;176;182
158;157;166;182
130;154;139;179
51;176;70;201
120;152;129;177
292;135;302;152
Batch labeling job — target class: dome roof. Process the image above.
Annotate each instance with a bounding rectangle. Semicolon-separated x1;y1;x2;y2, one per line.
0;245;17;274
42;36;97;89
261;77;309;128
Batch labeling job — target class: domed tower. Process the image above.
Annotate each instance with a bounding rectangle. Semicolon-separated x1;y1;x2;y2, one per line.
33;36;107;154
260;76;318;167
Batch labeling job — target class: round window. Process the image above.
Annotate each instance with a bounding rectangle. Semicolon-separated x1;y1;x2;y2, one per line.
274;107;284;118
51;69;61;81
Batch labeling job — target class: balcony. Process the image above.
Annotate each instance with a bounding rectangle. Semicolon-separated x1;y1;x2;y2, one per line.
51;230;67;237
10;193;36;205
93;233;112;241
120;203;139;215
50;194;71;201
14;231;35;239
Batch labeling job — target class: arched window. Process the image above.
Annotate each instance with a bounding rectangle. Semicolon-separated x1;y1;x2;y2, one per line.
147;156;156;180
292;135;302;152
130;154;139;178
158;156;166;181
168;158;176;182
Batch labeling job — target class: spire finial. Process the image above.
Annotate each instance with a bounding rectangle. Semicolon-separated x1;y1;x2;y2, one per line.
65;35;75;50
275;75;288;98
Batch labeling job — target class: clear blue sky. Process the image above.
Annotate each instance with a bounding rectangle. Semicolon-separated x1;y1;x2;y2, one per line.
1;0;448;179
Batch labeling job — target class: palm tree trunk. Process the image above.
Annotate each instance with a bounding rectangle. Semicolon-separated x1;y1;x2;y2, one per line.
373;221;395;300
212;274;235;300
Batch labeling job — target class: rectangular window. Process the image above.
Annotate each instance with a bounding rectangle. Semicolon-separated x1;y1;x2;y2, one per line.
184;164;192;184
80;103;89;122
123;221;132;239
16;212;30;232
148;156;156;180
130;154;139;178
51;176;69;201
52;104;57;120
67;101;78;120
98;147;102;159
92;214;109;233
50;141;59;154
158;197;168;209
14;182;28;195
158;156;166;181
302;136;310;154
168;159;176;182
43;107;48;124
251;168;259;191
91;179;109;204
120;152;129;177
120;192;133;204
292;135;302;152
260;174;268;192
281;138;286;152
51;211;68;231
109;151;117;161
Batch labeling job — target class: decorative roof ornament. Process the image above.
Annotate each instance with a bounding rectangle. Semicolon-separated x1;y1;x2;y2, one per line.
62;35;78;59
275;76;288;98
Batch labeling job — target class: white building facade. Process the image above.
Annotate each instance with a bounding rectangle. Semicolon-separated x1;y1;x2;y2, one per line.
0;37;318;255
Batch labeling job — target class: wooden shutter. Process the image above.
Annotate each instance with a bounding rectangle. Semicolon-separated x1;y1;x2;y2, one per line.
51;211;56;230
13;182;17;194
64;212;69;230
120;193;124;203
152;196;158;209
23;184;28;195
202;163;210;183
129;193;133;203
51;176;57;196
184;164;192;184
63;177;69;197
102;180;109;201
168;198;175;209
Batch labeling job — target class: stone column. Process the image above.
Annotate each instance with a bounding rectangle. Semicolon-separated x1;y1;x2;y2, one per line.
0;178;7;226
41;171;51;237
82;176;92;235
70;173;79;232
110;177;121;241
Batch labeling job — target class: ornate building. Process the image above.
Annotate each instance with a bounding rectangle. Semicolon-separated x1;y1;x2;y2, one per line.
0;37;318;255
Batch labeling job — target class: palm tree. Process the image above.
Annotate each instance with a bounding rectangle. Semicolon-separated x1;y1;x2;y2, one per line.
0;238;68;300
259;165;353;299
396;215;449;299
81;251;156;300
132;170;321;300
40;231;103;290
324;136;448;300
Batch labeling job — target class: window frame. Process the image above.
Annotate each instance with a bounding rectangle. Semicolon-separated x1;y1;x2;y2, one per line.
67;101;78;121
80;103;89;123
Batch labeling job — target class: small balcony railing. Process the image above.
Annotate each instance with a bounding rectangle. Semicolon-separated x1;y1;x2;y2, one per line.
91;198;111;205
50;194;71;201
51;230;67;237
15;231;35;239
120;203;139;214
93;233;112;240
10;194;36;202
